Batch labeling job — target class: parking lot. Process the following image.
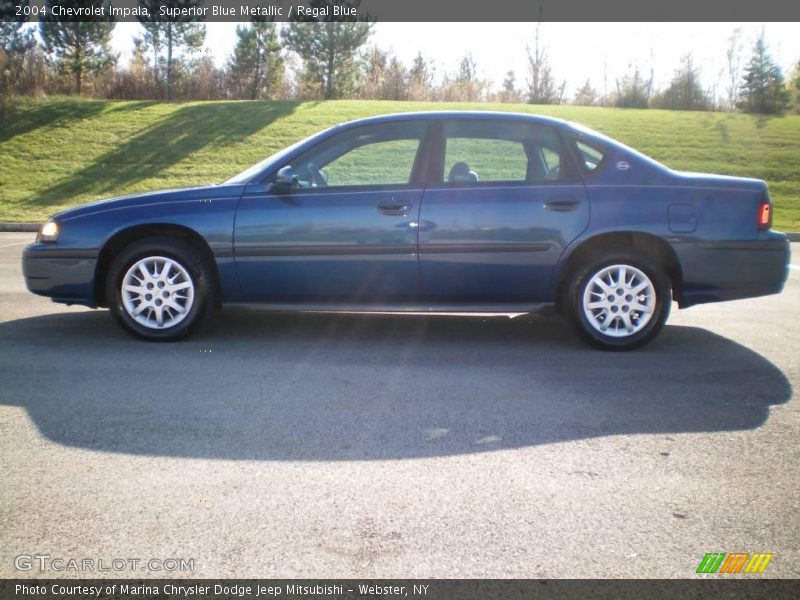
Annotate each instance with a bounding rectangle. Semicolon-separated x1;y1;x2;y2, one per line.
1;231;798;578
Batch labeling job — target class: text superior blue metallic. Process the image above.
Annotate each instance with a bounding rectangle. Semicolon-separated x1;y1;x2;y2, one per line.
22;112;790;349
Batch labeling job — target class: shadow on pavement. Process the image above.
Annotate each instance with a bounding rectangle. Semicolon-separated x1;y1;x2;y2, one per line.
0;309;791;460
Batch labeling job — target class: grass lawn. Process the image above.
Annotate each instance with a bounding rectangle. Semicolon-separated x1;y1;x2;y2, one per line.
1;96;799;230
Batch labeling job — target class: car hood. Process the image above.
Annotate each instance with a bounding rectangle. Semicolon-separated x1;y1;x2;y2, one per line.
53;183;246;221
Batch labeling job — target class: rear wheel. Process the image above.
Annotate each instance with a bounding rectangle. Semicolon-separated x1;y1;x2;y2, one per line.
106;238;215;341
565;251;671;350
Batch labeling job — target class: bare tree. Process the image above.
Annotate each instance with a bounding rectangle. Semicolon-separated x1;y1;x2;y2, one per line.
525;22;565;105
725;28;743;111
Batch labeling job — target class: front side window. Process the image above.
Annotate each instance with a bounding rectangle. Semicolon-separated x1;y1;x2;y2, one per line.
276;122;427;190
440;120;569;185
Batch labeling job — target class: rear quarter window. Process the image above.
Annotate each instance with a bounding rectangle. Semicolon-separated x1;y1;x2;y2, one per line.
574;140;606;173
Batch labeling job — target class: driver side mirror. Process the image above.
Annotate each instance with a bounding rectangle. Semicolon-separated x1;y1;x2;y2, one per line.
273;165;298;191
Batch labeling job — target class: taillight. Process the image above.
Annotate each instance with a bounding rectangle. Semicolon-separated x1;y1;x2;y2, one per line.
758;191;772;230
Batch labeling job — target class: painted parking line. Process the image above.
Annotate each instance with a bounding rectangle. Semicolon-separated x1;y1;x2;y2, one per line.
0;241;29;249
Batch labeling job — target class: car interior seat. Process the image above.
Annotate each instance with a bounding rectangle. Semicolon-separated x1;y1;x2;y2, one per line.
448;162;479;183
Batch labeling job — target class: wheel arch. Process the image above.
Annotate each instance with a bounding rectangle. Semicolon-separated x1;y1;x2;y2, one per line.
94;223;220;308
553;231;683;306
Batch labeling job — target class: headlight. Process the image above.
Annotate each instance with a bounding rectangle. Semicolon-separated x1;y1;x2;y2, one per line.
38;220;59;243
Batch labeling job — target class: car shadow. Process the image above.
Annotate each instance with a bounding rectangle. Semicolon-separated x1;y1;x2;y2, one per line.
0;310;791;461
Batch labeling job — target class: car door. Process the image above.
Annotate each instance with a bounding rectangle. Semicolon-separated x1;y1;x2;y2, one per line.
234;121;430;303
418;118;590;303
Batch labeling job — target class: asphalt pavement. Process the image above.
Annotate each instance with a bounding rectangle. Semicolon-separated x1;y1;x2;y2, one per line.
1;232;798;578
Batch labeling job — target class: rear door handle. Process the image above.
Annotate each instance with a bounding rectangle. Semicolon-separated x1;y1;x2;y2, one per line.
545;197;580;211
377;199;411;215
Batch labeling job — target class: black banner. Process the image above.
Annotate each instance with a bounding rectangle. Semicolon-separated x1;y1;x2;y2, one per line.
3;0;800;22
3;580;800;600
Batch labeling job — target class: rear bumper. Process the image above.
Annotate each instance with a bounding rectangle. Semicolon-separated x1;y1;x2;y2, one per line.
22;244;98;307
674;234;790;308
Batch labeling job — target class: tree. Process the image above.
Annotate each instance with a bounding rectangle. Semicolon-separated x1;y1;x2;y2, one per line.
1;0;36;109
498;70;521;103
615;65;651;109
440;53;486;102
38;0;115;95
724;28;743;111
653;54;709;111
382;56;408;101
573;79;598;106
228;22;283;100
361;45;387;99
282;1;371;99
737;33;790;115
137;0;206;101
525;22;564;105
790;60;800;114
1;1;35;56
408;51;433;100
456;53;484;101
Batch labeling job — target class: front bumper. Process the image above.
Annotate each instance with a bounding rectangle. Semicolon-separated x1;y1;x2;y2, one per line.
22;244;99;307
674;234;790;308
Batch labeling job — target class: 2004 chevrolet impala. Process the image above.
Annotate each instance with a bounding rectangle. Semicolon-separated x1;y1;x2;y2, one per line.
22;112;790;350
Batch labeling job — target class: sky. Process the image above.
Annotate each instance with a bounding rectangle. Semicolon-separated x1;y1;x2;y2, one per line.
109;22;800;98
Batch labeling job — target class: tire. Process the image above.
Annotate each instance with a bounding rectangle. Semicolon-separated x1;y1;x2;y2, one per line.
565;251;671;351
105;237;215;341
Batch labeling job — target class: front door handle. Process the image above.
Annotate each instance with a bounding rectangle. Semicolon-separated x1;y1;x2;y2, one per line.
377;199;411;216
545;197;580;211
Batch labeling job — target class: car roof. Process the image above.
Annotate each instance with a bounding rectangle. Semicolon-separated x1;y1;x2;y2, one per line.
333;110;572;130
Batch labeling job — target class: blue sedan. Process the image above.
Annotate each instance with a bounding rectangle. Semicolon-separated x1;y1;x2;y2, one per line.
22;111;790;350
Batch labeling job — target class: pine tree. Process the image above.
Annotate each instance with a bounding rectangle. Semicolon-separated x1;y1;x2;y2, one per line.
228;22;283;100
1;0;35;54
382;56;408;101
615;65;651;109
654;54;709;111
737;34;790;115
38;0;115;95
282;1;371;99
499;71;520;103
137;0;206;101
1;0;36;107
573;79;598;106
408;51;433;100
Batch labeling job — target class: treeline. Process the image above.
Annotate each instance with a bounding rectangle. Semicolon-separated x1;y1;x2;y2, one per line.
2;0;799;117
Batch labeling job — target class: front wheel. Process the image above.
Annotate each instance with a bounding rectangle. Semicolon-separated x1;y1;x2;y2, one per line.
106;238;215;341
565;252;671;351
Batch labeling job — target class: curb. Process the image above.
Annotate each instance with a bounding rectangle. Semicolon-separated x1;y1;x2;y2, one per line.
0;223;39;232
1;223;799;241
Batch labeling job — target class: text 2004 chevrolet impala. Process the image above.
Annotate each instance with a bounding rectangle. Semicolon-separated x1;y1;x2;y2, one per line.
23;111;790;350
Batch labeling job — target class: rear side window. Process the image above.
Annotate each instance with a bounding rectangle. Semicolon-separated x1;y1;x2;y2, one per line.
445;138;528;182
574;140;606;172
440;120;569;185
